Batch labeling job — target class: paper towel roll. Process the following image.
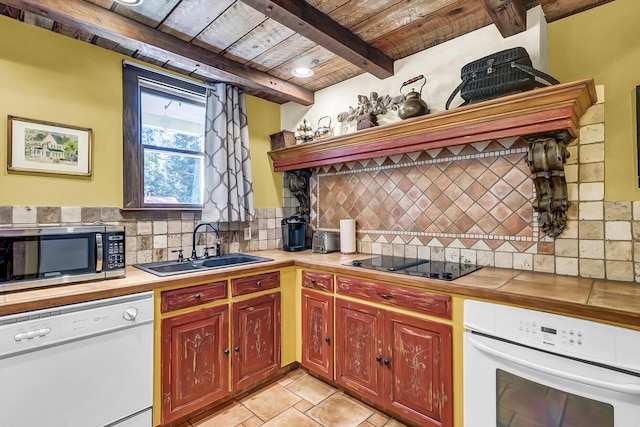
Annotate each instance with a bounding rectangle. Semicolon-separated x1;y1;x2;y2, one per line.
340;219;356;254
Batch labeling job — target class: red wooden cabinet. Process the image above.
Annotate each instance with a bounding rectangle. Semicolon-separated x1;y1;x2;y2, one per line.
335;298;452;427
302;270;334;292
161;304;229;424
335;299;385;406
385;311;453;427
301;289;334;380
232;292;281;391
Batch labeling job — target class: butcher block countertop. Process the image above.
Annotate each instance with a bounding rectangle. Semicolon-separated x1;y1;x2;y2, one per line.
1;250;639;327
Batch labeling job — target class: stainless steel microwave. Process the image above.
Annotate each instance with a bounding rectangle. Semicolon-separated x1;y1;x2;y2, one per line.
0;225;125;292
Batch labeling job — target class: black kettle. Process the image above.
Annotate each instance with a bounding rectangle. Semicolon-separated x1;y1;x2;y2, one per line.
397;75;429;120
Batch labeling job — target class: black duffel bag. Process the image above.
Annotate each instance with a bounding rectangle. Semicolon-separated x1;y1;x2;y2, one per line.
445;47;559;110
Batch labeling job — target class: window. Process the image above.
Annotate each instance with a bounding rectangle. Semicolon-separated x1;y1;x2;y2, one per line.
123;64;207;209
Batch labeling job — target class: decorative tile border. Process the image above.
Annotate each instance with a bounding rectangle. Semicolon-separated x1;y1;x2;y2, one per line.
311;137;542;249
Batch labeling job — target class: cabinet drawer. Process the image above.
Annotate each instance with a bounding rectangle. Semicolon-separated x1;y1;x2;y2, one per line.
336;275;451;319
302;270;334;292
231;271;280;296
161;281;228;313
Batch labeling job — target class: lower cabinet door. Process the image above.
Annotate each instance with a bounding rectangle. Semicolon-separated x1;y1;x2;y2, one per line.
301;289;334;379
232;292;281;391
385;311;452;427
335;298;384;407
161;304;230;424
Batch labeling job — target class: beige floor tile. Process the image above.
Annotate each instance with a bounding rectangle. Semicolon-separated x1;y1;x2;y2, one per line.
241;383;302;421
278;369;308;386
307;392;374;427
383;419;408;427
191;401;253;426
359;423;376;427
286;373;337;405
294;399;315;413
242;415;264;427
366;412;389;427
260;407;321;427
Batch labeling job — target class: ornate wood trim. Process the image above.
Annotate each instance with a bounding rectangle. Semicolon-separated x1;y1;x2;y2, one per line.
268;79;596;172
526;131;572;237
287;169;312;221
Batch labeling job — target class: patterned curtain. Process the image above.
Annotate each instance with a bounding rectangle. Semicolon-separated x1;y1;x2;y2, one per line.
201;83;255;222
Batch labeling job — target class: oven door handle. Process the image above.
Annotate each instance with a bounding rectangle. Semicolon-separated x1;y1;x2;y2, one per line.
468;335;640;395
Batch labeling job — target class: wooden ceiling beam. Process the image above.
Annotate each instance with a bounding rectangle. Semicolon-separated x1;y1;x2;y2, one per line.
239;0;394;79
0;0;315;105
479;0;527;37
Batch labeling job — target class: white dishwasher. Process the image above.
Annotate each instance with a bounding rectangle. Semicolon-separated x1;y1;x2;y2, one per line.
0;291;154;427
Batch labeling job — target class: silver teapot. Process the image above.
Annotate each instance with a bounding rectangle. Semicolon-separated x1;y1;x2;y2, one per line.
314;116;334;139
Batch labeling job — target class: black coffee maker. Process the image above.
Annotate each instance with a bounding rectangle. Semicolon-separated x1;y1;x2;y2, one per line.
281;215;307;252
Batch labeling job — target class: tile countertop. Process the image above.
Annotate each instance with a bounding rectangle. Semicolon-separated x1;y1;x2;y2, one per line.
0;250;639;327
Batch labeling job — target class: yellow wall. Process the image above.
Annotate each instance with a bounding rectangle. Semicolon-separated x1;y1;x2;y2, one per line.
4;1;636;206
245;97;283;208
0;15;283;208
548;0;640;201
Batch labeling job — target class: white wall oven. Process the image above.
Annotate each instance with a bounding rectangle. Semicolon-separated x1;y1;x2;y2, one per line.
464;300;640;427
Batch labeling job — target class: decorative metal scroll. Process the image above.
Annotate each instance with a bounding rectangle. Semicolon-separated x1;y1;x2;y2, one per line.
287;169;312;221
525;131;572;237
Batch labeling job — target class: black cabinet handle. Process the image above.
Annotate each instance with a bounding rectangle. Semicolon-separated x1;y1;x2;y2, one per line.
376;292;395;300
325;337;330;343
194;293;201;300
310;278;317;286
234;346;240;352
384;359;391;366
376;355;382;363
223;348;230;355
256;281;262;287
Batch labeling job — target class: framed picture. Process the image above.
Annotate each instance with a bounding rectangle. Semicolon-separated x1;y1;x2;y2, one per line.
7;116;92;176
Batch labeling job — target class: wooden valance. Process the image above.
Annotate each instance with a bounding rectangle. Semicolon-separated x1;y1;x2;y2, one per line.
268;79;596;172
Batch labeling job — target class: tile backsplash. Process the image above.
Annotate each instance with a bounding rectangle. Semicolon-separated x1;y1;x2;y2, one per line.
2;86;639;283
308;85;639;283
0;206;290;266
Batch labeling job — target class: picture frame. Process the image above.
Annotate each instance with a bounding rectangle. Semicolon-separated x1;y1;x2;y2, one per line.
7;116;92;176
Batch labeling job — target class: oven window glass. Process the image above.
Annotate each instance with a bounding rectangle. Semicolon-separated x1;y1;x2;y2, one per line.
496;369;613;427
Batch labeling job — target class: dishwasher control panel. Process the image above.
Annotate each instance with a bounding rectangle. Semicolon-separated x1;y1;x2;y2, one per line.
0;292;153;357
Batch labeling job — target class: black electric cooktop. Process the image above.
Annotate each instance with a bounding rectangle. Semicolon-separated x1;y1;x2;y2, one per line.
344;256;482;281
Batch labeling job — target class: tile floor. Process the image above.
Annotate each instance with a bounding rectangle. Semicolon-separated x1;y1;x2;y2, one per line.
183;369;408;427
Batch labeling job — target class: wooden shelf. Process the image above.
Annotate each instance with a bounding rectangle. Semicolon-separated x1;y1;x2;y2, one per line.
268;79;597;172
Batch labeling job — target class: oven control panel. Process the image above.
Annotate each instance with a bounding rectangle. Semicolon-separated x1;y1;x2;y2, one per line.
517;321;585;347
464;300;640;373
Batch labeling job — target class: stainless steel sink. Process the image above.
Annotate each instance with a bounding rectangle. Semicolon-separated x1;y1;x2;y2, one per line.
134;253;273;277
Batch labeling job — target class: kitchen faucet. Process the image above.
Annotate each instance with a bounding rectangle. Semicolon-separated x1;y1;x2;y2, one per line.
191;222;221;259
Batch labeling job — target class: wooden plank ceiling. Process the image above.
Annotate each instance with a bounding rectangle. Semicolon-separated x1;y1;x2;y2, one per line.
0;0;612;105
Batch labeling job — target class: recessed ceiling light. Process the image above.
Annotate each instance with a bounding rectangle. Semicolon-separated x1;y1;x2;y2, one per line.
291;67;314;78
114;0;143;6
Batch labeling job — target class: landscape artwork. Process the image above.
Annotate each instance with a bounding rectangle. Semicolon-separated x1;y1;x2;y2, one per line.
7;116;92;176
23;128;79;166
